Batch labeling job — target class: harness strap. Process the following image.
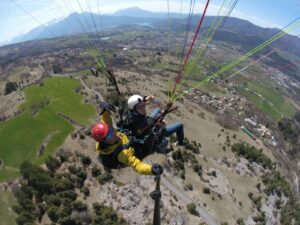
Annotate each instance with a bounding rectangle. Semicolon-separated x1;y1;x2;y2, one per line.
111;142;132;161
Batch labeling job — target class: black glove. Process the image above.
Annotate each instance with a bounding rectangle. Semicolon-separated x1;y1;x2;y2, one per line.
100;102;116;113
151;164;163;175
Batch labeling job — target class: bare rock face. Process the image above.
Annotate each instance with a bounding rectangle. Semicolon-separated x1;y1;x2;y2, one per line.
88;171;193;225
71;210;92;224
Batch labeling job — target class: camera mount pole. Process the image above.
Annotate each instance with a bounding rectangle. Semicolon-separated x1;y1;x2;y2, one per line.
150;174;162;225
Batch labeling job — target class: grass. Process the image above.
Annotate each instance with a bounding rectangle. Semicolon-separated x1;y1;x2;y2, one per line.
111;32;137;42
200;82;224;95
154;62;178;71
9;66;31;82
237;80;295;121
73;69;91;77
87;48;100;58
0;77;96;181
127;51;142;58
0;191;17;225
248;81;295;117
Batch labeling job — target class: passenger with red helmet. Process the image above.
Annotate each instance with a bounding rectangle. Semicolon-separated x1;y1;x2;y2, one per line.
91;102;163;176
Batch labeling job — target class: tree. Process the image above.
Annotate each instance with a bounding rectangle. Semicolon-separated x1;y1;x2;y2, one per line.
59;216;81;225
52;64;63;74
72;201;87;211
47;206;60;222
4;81;18;95
81;155;91;166
20;162;54;195
58;190;77;201
45;156;61;172
15;214;33;225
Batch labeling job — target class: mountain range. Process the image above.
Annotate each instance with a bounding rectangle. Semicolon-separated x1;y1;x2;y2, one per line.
5;7;300;61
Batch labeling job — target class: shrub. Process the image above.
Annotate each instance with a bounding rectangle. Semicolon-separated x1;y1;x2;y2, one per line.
185;141;200;153
210;170;217;177
184;183;193;191
81;187;90;197
59;216;81;225
58;191;77;201
203;187;211;194
92;203;129;225
4;81;18;95
16;214;34;225
248;192;253;199
46;195;62;207
72;201;87;212
231;143;273;169
180;172;185;180
45;156;61;172
187;203;199;216
97;172;113;185
68;165;78;174
81;155;91;166
253;213;266;223
56;149;69;162
47;206;60;222
91;166;101;177
172;150;183;160
53;64;63;74
192;163;202;176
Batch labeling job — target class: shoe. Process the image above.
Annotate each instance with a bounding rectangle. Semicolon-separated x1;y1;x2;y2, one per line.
175;141;186;147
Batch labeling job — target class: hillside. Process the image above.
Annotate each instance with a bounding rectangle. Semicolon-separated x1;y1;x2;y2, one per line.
0;20;300;225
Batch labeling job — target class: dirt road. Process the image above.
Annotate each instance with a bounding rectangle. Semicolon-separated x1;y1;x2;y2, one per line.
161;176;219;225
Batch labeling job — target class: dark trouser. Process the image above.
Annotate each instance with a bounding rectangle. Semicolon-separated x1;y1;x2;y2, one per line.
98;154;124;169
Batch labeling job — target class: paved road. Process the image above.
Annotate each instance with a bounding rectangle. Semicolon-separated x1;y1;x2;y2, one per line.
161;176;219;225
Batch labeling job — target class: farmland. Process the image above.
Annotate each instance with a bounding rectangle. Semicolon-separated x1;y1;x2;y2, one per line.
0;77;96;181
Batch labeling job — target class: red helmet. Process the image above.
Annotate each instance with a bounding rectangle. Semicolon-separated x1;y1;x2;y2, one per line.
91;123;109;142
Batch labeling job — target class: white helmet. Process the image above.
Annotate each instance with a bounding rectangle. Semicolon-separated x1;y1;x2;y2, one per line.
128;95;143;109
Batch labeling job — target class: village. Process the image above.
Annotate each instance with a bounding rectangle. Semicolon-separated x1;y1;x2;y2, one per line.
184;78;279;150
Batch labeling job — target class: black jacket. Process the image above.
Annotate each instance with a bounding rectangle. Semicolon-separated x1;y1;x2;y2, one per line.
121;110;155;139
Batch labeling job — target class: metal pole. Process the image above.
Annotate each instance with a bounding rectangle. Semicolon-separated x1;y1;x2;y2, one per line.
150;174;162;225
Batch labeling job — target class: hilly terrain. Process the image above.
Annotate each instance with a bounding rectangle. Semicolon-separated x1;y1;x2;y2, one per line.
1;8;300;225
7;7;300;62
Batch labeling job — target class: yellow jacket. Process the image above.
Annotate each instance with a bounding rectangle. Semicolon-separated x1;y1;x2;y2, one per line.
96;111;153;175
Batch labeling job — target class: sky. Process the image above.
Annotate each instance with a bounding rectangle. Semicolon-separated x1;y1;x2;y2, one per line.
0;0;300;45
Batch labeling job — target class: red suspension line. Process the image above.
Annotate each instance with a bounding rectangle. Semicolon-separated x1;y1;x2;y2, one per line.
171;0;211;97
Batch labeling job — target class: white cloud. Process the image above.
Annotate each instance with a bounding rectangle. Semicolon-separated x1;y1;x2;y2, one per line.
231;10;281;28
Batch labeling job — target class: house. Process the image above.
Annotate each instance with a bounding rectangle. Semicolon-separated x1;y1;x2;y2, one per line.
245;118;257;127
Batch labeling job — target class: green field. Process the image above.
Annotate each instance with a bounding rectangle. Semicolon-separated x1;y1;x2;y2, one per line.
0;191;17;225
238;80;295;121
111;31;137;42
0;77;96;181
